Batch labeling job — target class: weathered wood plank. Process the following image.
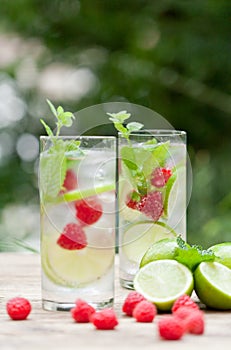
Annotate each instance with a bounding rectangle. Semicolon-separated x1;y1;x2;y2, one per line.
0;253;230;349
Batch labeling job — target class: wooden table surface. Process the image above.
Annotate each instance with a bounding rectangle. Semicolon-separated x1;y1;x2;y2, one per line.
0;253;230;349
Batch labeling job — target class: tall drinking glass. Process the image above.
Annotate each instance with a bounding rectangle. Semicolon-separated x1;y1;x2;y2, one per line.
39;136;116;311
118;130;186;289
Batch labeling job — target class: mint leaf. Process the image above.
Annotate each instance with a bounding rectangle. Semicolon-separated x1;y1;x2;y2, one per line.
114;122;128;135
150;141;170;167
57;111;75;127
174;236;215;271
40;100;80;201
127;122;144;133
46;99;58;118
40;151;66;200
108;110;143;140
40;119;54;137
107;111;131;123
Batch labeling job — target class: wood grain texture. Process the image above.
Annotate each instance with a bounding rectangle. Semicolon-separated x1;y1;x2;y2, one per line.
0;253;230;349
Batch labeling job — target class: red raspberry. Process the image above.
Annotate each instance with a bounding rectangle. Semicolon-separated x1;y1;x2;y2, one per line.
57;223;87;250
61;169;77;193
126;191;141;210
139;191;163;221
6;297;32;320
75;197;102;225
91;308;118;330
158;315;185;340
173;306;193;320
132;300;157;322
174;307;205;334
186;310;204;334
151;167;172;188
71;299;95;323
122;291;146;316
171;294;199;313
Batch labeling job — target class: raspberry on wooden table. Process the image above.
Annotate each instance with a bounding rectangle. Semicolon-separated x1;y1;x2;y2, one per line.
71;299;95;323
171;294;199;313
132;300;157;322
6;297;32;320
122;291;146;316
91;308;118;330
158;315;185;340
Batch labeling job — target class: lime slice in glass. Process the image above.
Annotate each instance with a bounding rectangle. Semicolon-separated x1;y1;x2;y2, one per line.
194;262;231;310
163;166;185;218
122;222;177;264
42;235;114;287
209;242;231;269
140;237;178;268
134;259;194;311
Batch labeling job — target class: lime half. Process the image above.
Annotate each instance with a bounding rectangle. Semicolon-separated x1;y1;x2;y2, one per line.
134;259;194;311
140;237;178;268
42;235;114;287
209;242;231;269
194;262;231;310
122;222;176;264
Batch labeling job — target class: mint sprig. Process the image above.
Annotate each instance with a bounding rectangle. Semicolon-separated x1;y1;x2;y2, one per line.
41;99;75;138
40;100;80;201
109;110;170;198
174;236;215;271
107;111;144;140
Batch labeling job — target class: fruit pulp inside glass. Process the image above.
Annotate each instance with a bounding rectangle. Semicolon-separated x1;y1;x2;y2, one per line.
40;148;115;309
119;141;186;288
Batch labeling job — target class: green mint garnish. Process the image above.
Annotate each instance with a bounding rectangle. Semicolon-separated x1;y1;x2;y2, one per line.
41;99;75;139
174;236;215;271
40;100;80;201
109;110;170;198
107;111;144;140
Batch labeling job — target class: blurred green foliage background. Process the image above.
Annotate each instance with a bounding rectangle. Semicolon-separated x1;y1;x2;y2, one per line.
0;0;230;250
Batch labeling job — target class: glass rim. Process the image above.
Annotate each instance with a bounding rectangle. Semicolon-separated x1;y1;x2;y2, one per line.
118;129;186;137
40;135;116;140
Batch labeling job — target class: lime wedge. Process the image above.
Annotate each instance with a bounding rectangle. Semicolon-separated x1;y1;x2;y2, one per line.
209;242;231;269
163;172;177;217
194;262;231;310
140;237;178;268
134;259;194;311
122;222;177;264
42;235;114;287
164;166;185;218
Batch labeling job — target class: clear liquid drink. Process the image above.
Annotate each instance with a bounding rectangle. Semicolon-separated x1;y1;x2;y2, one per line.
40;136;116;311
118;130;186;289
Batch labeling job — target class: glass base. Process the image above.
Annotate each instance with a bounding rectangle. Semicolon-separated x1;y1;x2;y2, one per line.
42;298;114;311
120;278;134;290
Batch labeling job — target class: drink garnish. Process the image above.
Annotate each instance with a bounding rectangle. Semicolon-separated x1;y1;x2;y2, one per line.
40;100;81;200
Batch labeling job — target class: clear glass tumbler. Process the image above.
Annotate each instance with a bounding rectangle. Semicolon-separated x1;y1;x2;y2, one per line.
118;130;187;289
39;136;116;311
